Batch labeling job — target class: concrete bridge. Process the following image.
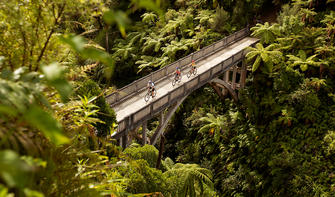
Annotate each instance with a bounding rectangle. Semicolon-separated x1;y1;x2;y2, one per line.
106;28;258;148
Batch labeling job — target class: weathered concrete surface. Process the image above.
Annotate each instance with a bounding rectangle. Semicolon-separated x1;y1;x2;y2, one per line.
113;37;258;122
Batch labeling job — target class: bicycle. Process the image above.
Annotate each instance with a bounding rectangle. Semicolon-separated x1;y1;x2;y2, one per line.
172;73;182;86
144;88;157;102
187;66;197;78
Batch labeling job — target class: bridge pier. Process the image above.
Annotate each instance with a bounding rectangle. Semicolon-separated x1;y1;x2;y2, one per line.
210;59;247;101
150;96;188;146
120;133;128;149
142;121;147;145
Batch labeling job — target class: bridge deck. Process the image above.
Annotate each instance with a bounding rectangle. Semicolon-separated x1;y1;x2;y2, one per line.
113;37;258;123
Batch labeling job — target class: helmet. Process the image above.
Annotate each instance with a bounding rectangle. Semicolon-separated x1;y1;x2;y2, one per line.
149;80;152;83
192;60;195;63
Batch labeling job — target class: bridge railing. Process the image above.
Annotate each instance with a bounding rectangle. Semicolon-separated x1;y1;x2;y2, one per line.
106;28;249;107
113;48;249;139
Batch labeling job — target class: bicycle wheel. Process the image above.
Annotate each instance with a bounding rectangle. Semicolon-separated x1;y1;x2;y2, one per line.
193;67;197;75
187;70;191;78
178;75;182;83
144;92;150;102
172;78;176;86
152;89;157;97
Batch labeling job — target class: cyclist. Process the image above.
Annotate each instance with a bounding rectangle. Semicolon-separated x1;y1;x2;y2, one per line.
191;60;196;71
175;66;181;79
147;80;155;97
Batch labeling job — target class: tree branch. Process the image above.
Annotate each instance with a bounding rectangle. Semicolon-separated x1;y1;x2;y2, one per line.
35;3;66;71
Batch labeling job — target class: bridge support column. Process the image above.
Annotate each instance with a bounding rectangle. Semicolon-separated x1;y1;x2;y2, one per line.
121;133;128;149
142;121;147;145
210;82;226;99
211;59;248;101
210;78;238;102
150;96;188;146
240;60;247;89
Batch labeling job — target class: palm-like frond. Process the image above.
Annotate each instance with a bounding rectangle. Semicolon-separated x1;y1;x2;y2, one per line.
112;43;136;61
199;113;226;134
141;12;157;25
164;163;213;196
195;10;214;27
321;11;335;25
251;22;281;44
246;43;283;73
286;50;321;71
315;44;335;57
162;39;189;59
276;34;303;51
142;33;164;54
161;19;181;36
135;56;169;73
292;0;313;8
300;8;317;23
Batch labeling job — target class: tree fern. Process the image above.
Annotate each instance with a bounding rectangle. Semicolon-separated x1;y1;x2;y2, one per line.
162;40;189;60
164;163;214;197
246;43;283;73
142;33;163;54
251;22;281;44
141;12;157;25
286;50;321;71
195;10;214;27
136;55;169;73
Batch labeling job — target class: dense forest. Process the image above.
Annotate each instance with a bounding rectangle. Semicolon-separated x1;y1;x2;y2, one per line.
1;0;335;196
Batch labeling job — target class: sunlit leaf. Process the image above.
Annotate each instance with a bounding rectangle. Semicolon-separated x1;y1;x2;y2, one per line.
103;10;130;38
252;56;261;72
131;0;163;16
0;105;18;117
24;188;44;197
59;35;115;80
24;106;69;146
0;150;32;188
300;64;308;71
0;184;10;196
41;63;72;102
0;56;4;66
59;34;85;52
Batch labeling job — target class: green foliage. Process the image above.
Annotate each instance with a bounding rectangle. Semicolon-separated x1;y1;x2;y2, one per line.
117;159;167;195
0;66;70;146
165;1;335;196
0;0;110;71
199;113;227;144
251;22;281;44
164;163;214;197
103;10;131;38
141;12;158;25
41;63;72;102
211;7;231;33
60;34;115;80
124;144;159;168
76;79;116;137
287;50;321;71
24;106;70;146
0;0;295;196
246;43;283;73
0;150;33;188
277;4;305;35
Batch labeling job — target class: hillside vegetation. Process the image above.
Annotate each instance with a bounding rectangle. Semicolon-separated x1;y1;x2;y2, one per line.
1;0;335;196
